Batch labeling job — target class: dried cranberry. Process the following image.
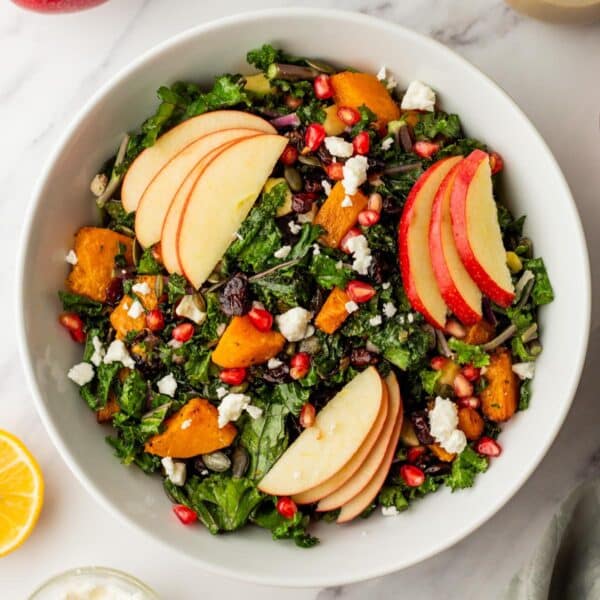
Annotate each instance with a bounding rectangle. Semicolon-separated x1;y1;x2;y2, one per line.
350;348;378;367
316;145;333;165
262;364;290;383
105;277;123;305
292;192;316;214
219;273;250;316
410;411;435;445
303;178;322;194
368;251;393;284
382;196;402;214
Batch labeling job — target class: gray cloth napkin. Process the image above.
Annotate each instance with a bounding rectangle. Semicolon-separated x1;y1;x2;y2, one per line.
504;478;600;600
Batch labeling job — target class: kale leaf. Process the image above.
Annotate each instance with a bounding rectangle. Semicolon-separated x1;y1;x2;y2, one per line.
446;446;488;491
166;273;187;304
79;361;120;410
246;44;282;72
252;498;318;548
136;247;163;275
448;339;491;367
414;112;462;141
309;254;352;289
184;346;212;387
524;258;554;306
119;370;147;418
274;382;311;416
58;291;104;317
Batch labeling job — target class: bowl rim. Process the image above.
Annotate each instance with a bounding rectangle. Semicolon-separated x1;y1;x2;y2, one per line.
16;7;591;588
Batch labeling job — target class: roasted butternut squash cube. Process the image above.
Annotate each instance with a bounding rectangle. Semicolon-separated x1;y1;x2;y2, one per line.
66;227;133;302
144;398;237;458
457;407;485;441
315;287;352;334
464;320;495;345
109;276;159;340
331;72;401;126
212;316;285;368
480;348;518;422
314;181;368;248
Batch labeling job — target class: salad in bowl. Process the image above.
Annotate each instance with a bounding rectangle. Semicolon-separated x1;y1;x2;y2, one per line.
57;44;553;547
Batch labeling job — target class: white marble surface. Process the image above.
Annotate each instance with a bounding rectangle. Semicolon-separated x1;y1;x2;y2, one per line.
1;1;599;598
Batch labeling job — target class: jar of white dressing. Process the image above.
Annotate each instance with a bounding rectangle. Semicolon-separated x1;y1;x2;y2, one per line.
29;567;159;600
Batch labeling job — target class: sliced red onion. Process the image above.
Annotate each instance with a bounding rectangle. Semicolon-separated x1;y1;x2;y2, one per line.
270;113;301;129
481;324;518;351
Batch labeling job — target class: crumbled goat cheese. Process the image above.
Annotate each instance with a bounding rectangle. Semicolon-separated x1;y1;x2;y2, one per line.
127;300;144;319
324;136;354;158
345;234;372;275
157;373;177;397
103;340;135;369
342;155;369;196
401;80;436;112
168;339;183;349
65;250;78;265
312;243;321;256
341;196;353;208
304;325;315;339
429;397;467;454
383;302;397;318
176;295;206;325
274;245;292;259
216;386;228;399
369;315;383;327
218;393;253;428
131;281;151;296
67;362;94;386
276;307;313;342
407;313;415;323
381;505;400;516
297;210;315;224
90;336;105;367
181;419;192;430
321;180;332;196
512;362;536;380
382;282;391;290
376;65;397;90
89;173;108;197
268;358;283;369
381;137;394;151
345;300;359;314
161;457;186;486
288;220;302;235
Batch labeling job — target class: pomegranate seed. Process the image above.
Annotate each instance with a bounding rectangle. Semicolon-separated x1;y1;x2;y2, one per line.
58;312;85;343
430;356;448;371
457;396;481;410
407;446;426;464
453;373;474;398
276;496;298;519
248;307;273;332
304;123;326;152
325;162;344;180
400;464;425;487
413;140;440;159
346;280;376;303
489;151;504;175
299;402;316;428
313;74;334;100
357;209;380;227
290;352;311;380
280;144;298;166
476;436;502;457
462;364;481;382
219;367;247;386
353;131;371;155
445;318;466;339
367;192;383;213
173;504;197;525
337;106;361;126
172;322;194;342
340;227;361;253
146;308;165;332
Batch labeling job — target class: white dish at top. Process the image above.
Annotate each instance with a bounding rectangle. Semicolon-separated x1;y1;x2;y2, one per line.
17;8;590;587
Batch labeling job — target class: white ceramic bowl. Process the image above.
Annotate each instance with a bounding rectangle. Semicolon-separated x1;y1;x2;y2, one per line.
17;8;590;588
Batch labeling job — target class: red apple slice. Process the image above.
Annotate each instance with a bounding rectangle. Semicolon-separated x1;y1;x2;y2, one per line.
135;128;263;249
336;372;404;523
121;110;275;213
292;380;389;505
429;163;483;324
258;367;383;497
450;149;515;307
399;156;463;328
177;134;287;289
317;372;401;514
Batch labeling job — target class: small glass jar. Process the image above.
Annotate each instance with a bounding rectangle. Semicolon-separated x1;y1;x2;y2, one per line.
29;566;159;600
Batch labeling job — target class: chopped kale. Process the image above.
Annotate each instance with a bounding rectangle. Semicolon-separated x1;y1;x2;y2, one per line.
448;339;491;367
446;446;488;491
414;112;462;141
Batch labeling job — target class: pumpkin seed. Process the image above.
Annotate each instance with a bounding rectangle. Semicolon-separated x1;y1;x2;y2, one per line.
232;446;249;478
202;451;231;473
192;292;206;312
284;342;297;356
154;275;164;298
229;382;248;394
305;58;337;74
284;166;303;192
298;154;322;168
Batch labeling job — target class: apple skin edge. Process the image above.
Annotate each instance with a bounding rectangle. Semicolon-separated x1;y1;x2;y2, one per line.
429;163;483;325
449;150;515;308
398;157;461;329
